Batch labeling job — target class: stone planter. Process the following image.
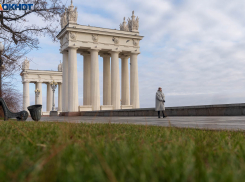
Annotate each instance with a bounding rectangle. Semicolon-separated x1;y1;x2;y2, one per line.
28;105;42;121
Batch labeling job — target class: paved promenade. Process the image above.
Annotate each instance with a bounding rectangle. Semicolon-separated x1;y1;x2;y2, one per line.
27;116;245;130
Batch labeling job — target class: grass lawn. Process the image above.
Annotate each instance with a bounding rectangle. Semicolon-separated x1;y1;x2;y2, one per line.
0;121;245;182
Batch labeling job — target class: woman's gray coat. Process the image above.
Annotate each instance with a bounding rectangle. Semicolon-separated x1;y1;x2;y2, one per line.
155;91;165;111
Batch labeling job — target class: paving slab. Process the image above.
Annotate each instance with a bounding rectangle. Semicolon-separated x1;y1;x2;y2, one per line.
26;116;245;130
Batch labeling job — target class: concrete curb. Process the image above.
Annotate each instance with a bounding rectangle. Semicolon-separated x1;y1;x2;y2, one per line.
60;103;245;117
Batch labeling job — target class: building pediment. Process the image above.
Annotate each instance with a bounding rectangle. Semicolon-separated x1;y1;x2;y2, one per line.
21;69;62;83
57;9;143;54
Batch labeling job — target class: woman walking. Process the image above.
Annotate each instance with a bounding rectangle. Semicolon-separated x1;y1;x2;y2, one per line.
155;87;166;118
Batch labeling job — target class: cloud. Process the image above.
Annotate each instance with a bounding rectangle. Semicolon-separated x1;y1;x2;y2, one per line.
135;0;245;107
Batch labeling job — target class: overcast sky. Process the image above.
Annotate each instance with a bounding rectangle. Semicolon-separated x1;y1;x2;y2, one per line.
13;0;245;110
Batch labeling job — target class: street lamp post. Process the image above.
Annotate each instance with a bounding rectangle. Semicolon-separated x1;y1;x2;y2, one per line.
35;88;40;102
0;42;4;98
50;81;58;116
50;80;58;111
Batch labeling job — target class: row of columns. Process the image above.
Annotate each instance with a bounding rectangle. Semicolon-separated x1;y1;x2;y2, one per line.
62;47;140;112
23;82;62;112
101;53;139;108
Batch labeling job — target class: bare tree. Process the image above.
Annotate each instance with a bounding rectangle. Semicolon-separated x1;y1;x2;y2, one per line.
0;0;65;115
0;0;65;81
3;82;22;111
0;82;23;118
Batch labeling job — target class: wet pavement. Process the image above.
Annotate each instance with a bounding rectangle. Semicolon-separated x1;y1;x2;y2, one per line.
27;116;245;130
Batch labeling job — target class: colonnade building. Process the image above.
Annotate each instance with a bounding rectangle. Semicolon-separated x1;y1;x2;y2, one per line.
58;2;143;112
21;59;63;114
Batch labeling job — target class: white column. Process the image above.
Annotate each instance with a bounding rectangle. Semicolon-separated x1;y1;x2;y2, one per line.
83;52;91;105
102;53;111;105
58;83;62;111
68;47;78;112
121;56;130;105
23;81;30;111
90;49;100;110
36;82;42;105
46;82;52;112
130;53;140;108
62;51;68;112
35;83;38;104
111;51;120;110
